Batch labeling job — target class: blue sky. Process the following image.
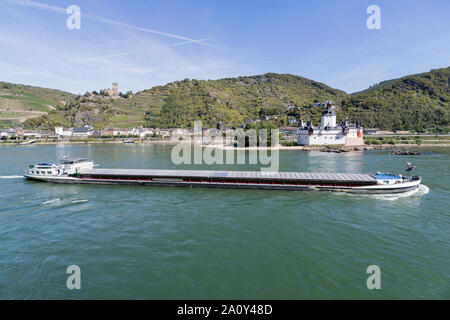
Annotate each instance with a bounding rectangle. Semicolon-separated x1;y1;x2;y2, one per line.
0;0;449;94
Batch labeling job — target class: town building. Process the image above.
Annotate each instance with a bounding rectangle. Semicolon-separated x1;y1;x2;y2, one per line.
120;127;154;137
280;127;298;137
15;128;24;138
158;129;172;139
101;128;115;136
72;126;94;137
0;128;17;139
111;128;136;136
364;128;380;135
23;130;56;139
55;126;73;137
136;127;154;138
297;102;364;146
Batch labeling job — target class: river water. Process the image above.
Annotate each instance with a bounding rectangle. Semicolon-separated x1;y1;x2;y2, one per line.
0;144;448;299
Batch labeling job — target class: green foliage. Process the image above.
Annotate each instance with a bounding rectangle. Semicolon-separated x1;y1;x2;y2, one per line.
244;121;278;131
4;67;449;131
145;73;347;128
343;67;450;131
242;121;279;146
281;140;298;146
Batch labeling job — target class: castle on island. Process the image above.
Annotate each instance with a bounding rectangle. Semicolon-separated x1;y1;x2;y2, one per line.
297;102;364;146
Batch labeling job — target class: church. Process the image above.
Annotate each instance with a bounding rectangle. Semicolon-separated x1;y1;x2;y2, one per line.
297;102;364;146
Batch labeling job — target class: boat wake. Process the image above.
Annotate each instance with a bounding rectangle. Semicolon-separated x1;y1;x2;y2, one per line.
72;199;88;204
42;198;61;205
41;198;89;207
354;184;430;201
0;175;24;179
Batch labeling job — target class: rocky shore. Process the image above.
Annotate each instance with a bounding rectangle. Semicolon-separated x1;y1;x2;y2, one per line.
388;149;421;155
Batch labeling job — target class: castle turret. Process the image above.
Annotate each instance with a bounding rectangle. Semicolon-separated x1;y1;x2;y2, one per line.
112;83;118;96
320;102;336;128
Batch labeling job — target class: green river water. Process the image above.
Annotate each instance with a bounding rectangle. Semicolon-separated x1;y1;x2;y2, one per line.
0;144;448;299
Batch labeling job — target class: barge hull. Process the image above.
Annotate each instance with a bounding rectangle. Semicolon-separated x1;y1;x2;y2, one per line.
23;173;421;194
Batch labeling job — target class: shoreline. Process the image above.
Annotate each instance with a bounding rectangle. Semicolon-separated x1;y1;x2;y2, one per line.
1;139;449;150
202;144;450;152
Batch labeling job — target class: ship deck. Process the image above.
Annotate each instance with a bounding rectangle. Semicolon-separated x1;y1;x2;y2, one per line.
78;169;377;186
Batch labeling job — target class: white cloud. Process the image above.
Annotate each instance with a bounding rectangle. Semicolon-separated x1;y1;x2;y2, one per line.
0;1;240;93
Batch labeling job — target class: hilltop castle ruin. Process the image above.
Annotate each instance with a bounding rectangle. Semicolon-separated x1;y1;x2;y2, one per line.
104;83;119;97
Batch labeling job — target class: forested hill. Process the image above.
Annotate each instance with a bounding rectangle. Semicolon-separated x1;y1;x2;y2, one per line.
342;67;449;131
3;67;449;132
21;73;349;130
143;73;348;128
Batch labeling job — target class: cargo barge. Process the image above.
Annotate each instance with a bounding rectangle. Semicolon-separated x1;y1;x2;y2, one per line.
23;159;422;194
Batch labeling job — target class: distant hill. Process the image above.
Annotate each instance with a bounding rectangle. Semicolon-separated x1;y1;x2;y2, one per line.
1;67;449;132
342;67;449;131
22;73;349;130
141;73;348;128
0;81;76;126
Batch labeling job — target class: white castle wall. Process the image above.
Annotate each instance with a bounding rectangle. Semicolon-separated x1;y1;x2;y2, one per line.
321;114;336;128
298;128;364;146
344;128;364;146
298;129;347;145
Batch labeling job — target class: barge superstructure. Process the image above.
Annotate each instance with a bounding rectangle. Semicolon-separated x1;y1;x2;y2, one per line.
23;159;422;194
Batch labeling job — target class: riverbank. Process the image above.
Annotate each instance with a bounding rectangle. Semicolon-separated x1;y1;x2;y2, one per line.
202;143;450;152
0;139;179;146
0;139;450;153
2;139;450;151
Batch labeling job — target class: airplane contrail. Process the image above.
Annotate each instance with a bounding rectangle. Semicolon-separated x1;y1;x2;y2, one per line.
423;49;450;59
78;38;215;62
7;0;213;47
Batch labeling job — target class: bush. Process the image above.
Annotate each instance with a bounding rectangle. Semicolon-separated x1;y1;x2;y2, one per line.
281;140;297;146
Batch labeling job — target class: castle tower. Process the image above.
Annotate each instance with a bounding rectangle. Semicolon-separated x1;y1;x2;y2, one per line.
320;102;336;128
112;83;118;96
